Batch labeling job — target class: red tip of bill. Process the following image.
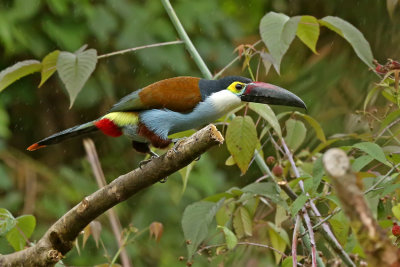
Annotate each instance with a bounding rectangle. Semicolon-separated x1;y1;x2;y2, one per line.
27;143;47;151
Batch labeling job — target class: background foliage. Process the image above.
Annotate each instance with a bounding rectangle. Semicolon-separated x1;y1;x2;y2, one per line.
0;0;400;266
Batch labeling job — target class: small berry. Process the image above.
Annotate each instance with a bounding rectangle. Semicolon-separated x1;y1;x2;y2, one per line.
392;223;400;236
272;165;283;177
266;156;275;165
178;256;184;261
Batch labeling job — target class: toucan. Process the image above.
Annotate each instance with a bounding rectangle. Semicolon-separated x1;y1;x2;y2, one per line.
27;76;306;154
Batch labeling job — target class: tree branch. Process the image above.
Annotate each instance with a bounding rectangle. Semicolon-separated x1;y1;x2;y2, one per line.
323;148;400;266
0;124;224;267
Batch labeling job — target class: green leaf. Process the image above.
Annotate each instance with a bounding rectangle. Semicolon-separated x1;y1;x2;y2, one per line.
392;204;400;221
296;16;320;54
216;201;235;226
379;109;400;133
282;256;294;267
39;50;60;87
0;208;16;236
0;60;41;92
296;112;326;143
319;16;374;68
290;194;308;217
312;156;324;192
225;155;235;166
329;216;349;245
284;119;307;151
182;199;224;259
352;155;374;172
353;142;388;164
242;182;283;204
57;46;97;108
226;116;258;174
218;226;238;250
233;206;252;239
268;223;287;263
249;102;282;137
6;215;36;251
259;12;299;74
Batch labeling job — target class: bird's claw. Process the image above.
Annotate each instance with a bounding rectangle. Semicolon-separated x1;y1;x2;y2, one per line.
139;151;159;169
171;137;187;153
159;177;168;183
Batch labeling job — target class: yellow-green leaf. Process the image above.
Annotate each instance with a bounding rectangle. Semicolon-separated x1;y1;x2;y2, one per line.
218;226;238;250
233;206;252;239
268;224;287;263
284;119;307;151
226;116;258;174
392;204;400;221
249;103;282;137
319;16;374;68
0;60;41;92
39;50;60;87
296;16;320;54
295;112;326;143
6;215;36;251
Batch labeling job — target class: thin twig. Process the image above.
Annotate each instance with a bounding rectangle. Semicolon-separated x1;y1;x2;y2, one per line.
97;40;184;59
292;215;301;266
213;40;262;79
375;117;400;140
83;139;132;267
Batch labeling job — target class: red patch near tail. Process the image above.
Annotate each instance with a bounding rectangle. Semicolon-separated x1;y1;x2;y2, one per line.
94;118;123;137
27;143;47;151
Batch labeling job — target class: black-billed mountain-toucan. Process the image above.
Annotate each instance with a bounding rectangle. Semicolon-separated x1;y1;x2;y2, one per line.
27;76;306;154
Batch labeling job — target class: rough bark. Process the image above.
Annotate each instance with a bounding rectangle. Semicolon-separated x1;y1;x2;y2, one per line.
323;148;400;267
0;124;224;267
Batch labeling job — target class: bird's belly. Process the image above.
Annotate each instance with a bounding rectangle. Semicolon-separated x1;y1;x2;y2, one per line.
122;124;147;142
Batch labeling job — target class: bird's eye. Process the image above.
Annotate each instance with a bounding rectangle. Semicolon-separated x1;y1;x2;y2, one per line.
235;83;243;90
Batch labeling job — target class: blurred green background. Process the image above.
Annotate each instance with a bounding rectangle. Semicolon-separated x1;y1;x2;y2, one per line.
0;0;399;266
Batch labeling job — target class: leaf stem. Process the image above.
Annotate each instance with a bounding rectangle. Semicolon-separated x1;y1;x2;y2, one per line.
97;40;184;59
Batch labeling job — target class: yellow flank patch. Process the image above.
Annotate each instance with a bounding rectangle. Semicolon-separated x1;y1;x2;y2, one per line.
227;81;245;94
104;112;138;126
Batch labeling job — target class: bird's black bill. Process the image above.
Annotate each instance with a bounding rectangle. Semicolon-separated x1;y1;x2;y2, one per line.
240;82;306;109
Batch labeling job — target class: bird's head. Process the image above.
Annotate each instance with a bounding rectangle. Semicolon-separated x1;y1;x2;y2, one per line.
217;76;306;109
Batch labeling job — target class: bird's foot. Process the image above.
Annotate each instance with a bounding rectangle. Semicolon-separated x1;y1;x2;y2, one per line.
195;155;201;161
171;137;187;153
139;151;159;169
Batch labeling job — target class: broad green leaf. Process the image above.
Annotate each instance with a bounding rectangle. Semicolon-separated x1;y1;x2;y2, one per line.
249;103;282;137
379;109;400;133
319;16;374;68
392;204;400;221
284;119;307;151
0;60;41;92
0;208;16;236
226;116;258;174
233;206;252;239
242;182;282;205
216;201;235;226
352;155;374;172
296;16;320;54
295;112;326;143
329;214;349;245
6;215;36;251
282;256;294;267
182;199;224;259
353;142;388;164
268;224;287;263
218;226;238;250
39;50;60;87
290;194;308;217
259;12;299;74
57;46;97;108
